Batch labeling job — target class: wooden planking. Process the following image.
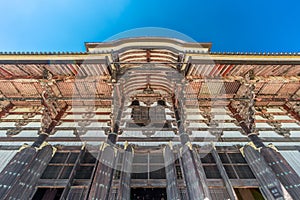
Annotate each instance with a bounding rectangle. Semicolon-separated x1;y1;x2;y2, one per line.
243;144;289;200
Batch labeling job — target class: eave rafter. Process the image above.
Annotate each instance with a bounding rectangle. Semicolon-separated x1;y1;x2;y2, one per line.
0;38;299;144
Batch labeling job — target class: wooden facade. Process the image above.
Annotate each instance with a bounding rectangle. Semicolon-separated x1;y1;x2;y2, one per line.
0;37;299;199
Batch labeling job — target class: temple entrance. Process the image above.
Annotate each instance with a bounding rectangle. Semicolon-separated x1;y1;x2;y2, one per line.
131;188;167;200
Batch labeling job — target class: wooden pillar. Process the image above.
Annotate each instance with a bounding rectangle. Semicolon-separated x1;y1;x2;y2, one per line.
260;145;300;199
88;82;125;199
192;149;211;199
116;144;134;200
0;72;68;199
180;143;211;200
0;89;66;199
108;84;124;145
241;143;292;200
210;145;238;200
0;103;64;199
1;103;66;197
88;143;118;200
0;140;59;198
229;102;300;198
163;144;181;200
173;86;210;200
0;145;36;199
4;143;56;199
176;151;189;200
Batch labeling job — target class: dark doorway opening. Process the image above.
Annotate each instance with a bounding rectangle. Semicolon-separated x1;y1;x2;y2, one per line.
131;188;167;200
234;188;265;200
32;188;64;200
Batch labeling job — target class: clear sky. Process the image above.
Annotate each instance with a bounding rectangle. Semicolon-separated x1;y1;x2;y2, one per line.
0;0;299;53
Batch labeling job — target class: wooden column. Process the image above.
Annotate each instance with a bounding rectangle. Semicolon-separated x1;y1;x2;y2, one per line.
163;144;181;200
260;145;300;199
4;143;56;199
173;85;211;200
176;151;189;200
242;143;292;200
116;144;134;200
0;97;66;199
88;82;125;199
107;84;124;145
228;102;300;198
192;149;211;199
0;145;37;199
210;145;238;200
88;143;118;200
180;144;209;200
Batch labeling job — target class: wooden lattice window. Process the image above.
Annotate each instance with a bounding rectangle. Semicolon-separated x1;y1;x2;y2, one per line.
219;152;255;179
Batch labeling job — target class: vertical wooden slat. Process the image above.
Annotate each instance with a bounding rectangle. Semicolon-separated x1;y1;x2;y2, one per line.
210;145;238;200
163;145;181;200
85;149;103;200
180;144;207;200
242;143;292;200
67;188;87;200
192;149;211;199
0;146;36;199
116;144;134;200
88;143;117;200
61;145;86;200
260;146;300;199
5;144;55;199
177;151;189;200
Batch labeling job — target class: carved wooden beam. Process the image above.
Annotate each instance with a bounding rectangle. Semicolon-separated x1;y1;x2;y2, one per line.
0;102;13;118
227;102;265;148
44;103;68;134
32;103;68;148
227;102;251;134
108;83;125;144
282;104;300;123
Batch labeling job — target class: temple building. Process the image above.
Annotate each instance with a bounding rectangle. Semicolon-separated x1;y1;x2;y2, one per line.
0;37;299;200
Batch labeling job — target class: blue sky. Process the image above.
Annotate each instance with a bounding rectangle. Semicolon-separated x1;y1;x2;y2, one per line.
0;0;299;52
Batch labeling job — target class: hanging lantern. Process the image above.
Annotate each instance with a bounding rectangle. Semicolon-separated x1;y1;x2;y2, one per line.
129;99;140;107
